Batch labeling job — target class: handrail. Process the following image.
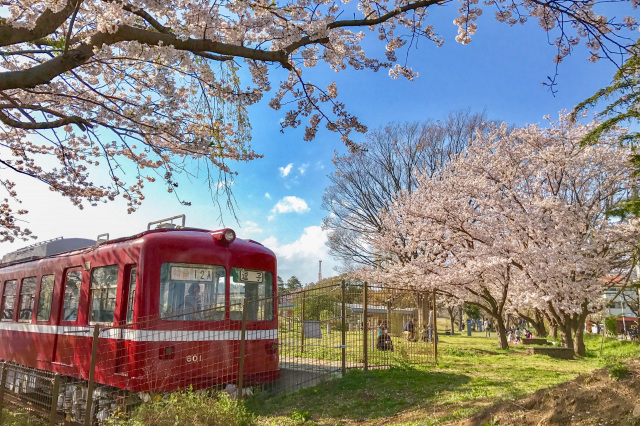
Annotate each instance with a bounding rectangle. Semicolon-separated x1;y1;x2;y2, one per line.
147;214;186;230
96;233;109;245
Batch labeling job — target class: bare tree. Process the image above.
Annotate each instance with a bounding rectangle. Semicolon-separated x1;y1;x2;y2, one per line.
322;110;488;270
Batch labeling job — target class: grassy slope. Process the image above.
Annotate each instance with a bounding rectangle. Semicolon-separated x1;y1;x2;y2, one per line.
248;330;640;425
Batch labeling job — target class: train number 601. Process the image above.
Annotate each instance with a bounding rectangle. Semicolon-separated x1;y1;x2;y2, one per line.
186;354;203;362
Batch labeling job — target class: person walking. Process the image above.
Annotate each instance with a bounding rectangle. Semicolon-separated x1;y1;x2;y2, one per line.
484;319;491;337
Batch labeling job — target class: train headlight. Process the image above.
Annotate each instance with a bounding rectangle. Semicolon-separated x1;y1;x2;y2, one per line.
224;229;236;243
212;228;236;245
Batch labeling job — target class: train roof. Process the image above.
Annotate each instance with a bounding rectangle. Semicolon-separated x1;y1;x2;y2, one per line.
0;222;271;270
1;237;97;265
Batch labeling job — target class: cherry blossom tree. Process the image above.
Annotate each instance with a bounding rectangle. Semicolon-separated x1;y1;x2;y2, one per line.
1;0;637;242
367;113;639;353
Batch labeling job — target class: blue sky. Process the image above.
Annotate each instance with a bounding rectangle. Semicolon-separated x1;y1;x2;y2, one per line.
2;6;635;284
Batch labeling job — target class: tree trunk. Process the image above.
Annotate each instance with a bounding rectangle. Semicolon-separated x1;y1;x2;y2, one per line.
533;309;548;337
516;309;548;337
447;307;456;334
573;324;585;356
556;314;575;356
494;314;508;349
550;320;558;338
417;293;430;328
571;305;589;356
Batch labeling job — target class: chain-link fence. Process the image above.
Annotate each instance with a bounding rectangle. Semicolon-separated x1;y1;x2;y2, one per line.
0;281;436;424
277;282;436;378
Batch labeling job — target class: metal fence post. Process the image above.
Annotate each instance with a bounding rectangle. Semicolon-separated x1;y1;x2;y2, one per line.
387;300;392;335
341;280;346;375
50;374;60;426
433;291;438;365
238;298;248;399
85;324;100;426
363;281;368;371
0;362;7;419
301;293;306;354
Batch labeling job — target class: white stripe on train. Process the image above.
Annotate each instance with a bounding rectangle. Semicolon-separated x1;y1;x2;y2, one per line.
0;323;278;342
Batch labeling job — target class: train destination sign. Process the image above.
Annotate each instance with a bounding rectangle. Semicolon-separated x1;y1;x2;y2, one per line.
171;266;215;282
235;268;264;283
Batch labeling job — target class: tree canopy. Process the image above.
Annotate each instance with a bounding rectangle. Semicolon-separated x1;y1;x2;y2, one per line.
366;113;639;352
1;0;637;242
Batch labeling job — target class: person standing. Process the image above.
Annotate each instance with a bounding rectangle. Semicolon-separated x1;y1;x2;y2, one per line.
484;319;491;337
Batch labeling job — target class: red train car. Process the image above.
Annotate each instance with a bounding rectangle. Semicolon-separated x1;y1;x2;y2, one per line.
0;217;279;397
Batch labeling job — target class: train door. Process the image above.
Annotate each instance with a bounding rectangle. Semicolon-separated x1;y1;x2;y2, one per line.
115;266;136;374
52;267;83;366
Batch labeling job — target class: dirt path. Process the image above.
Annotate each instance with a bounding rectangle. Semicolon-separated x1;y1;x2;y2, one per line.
460;359;640;426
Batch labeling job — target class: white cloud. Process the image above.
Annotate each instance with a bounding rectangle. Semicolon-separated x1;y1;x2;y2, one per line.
279;163;293;177
240;220;262;237
271;196;309;215
265;192;271;199
262;226;338;284
298;163;309;175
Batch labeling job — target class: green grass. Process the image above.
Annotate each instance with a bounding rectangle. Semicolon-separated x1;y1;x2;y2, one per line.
106;390;255;426
247;330;640;425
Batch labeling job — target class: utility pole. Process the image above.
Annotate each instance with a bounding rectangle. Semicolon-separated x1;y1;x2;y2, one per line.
318;260;322;282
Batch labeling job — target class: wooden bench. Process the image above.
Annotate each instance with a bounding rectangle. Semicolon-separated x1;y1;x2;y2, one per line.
522;338;551;345
526;346;573;359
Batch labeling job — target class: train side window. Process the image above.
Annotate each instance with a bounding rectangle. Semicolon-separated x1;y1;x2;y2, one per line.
1;280;17;321
126;267;137;324
90;265;119;324
36;275;55;321
18;277;37;322
62;270;82;322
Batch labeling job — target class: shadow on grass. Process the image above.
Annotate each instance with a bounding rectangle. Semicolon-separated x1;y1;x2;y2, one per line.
246;366;471;421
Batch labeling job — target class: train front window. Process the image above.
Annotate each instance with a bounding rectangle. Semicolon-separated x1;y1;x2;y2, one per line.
159;263;225;321
230;268;273;321
62;269;82;321
90;265;119;324
1;280;17;321
18;277;36;322
36;275;55;321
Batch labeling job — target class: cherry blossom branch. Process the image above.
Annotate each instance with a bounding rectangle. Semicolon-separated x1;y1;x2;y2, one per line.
0;1;76;46
1;25;293;92
0;109;92;130
63;0;83;55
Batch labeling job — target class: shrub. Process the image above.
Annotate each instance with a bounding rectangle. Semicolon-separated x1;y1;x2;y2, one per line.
605;316;618;336
290;410;311;423
0;409;47;425
609;363;630;380
108;390;255;426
